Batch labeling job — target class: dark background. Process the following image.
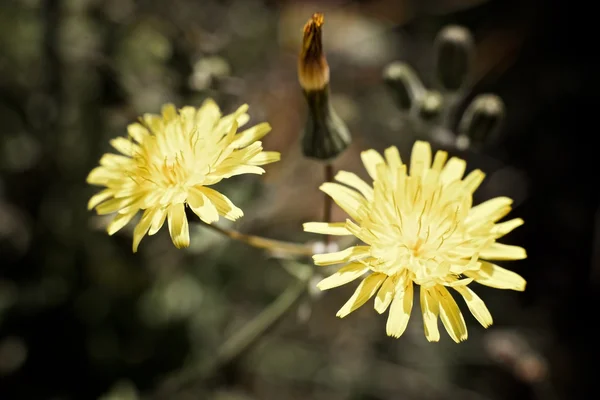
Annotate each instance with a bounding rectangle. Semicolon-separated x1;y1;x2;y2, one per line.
0;0;597;399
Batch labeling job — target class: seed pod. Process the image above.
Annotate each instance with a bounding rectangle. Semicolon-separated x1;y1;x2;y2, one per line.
298;13;351;161
301;89;351;161
434;25;474;92
383;62;426;111
456;94;505;149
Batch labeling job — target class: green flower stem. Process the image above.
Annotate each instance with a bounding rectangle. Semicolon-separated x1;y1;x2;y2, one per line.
156;270;310;396
201;221;314;257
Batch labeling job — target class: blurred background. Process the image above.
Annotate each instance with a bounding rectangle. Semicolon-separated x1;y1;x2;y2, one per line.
0;0;597;399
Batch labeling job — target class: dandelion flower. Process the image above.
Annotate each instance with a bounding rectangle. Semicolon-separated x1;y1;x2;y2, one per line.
87;99;280;252
304;141;526;342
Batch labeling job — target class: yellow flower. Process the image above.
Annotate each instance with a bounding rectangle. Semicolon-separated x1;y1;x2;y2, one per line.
304;141;526;342
87;99;280;252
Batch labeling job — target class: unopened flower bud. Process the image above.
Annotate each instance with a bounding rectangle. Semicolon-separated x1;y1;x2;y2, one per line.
416;90;444;121
434;25;474;92
298;13;329;92
456;94;505;149
383;62;426;111
298;13;351;162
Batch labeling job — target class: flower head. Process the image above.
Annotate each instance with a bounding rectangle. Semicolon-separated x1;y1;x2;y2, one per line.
87;99;280;252
304;141;526;342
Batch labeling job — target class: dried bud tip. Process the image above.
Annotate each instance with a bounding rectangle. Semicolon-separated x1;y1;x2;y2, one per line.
305;13;324;31
298;13;330;91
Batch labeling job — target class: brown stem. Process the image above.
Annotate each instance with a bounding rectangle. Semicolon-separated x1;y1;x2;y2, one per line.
323;163;334;244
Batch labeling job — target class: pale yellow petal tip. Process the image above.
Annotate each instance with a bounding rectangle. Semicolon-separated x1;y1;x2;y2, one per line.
161;103;176;113
425;335;440;343
172;238;191;249
412;140;432;148
201;98;218;107
228;210;244;221
269;152;281;162
87;199;96;211
454;335;468;343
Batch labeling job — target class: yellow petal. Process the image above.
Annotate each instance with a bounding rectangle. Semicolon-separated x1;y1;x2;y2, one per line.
317;262;370;291
440;157;466;184
142;114;164;134
110;137;139;157
215;103;249;133
431;150;448;172
95;196;137;215
435;286;467;343
463;169;485;194
86;166;120;185
132;209;155;253
196;98;222;133
383;146;402;172
336;273;386;318
334;171;374;201
249;151;281;166
88;189;114;210
409;141;432;178
467;197;513;224
465;261;526;291
167;203;190;249
188;188;219;224
374;276;395;314
198;187;243;221
320;182;366;222
491;218;524;237
303;222;352;236
217;165;265;178
480;243;527;260
127;123;150;144
148;207;168;235
313;246;370;266
232;122;271;148
360;149;385;181
453;286;493;328
420;287;440;342
386;279;414;338
98;153;132;168
161;103;178;121
107;210;137;235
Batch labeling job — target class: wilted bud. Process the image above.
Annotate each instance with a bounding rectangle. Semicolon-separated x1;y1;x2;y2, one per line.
383;62;426;111
434;25;474;92
416;90;444;121
298;13;351;161
298;13;330;92
456;94;505;150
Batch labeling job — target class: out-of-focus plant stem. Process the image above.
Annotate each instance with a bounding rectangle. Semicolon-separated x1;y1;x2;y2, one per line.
201;221;314;256
155;262;311;398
